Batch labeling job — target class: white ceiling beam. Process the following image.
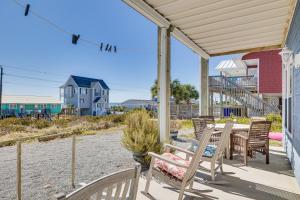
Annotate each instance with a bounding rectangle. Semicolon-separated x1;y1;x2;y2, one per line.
122;0;210;59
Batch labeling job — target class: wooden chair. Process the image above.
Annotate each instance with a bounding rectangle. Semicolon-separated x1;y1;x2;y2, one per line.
56;164;141;200
192;118;207;140
190;122;233;181
145;127;214;200
233;121;272;165
192;116;215;140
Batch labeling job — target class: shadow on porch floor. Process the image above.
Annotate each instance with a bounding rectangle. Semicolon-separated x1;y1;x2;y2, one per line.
136;146;300;200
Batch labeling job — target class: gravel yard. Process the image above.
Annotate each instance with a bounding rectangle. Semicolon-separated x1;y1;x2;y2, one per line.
0;130;135;200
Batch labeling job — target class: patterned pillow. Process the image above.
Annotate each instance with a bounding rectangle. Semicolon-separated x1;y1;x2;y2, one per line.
203;145;217;157
190;144;217;158
154;153;190;180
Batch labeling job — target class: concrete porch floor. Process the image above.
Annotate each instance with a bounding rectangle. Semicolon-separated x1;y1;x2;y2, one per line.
136;146;300;200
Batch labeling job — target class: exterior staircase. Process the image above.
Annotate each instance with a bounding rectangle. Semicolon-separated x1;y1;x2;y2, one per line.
209;76;281;116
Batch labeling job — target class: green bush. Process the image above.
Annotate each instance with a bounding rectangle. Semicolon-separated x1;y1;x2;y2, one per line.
266;113;282;123
121;110;161;161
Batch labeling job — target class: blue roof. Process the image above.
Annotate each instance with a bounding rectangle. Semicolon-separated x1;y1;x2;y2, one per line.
71;75;109;89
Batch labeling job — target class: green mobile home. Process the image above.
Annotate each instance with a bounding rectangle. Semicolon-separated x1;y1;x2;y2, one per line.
1;95;62;115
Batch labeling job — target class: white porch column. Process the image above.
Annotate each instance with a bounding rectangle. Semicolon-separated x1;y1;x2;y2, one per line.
199;57;209;115
158;26;171;143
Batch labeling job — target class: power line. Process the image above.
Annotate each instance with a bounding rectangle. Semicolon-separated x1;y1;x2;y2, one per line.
12;0;117;51
4;81;59;89
11;0;151;54
1;64;66;77
4;73;64;83
2;63;151;90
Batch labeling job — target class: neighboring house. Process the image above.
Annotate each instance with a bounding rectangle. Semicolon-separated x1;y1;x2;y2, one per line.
242;49;282;110
284;1;300;186
210;50;282;117
121;99;157;110
60;75;109;116
0;95;61;116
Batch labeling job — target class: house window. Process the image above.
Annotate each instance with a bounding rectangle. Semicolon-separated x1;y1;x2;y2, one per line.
79;88;82;94
9;104;17;109
103;90;105;95
51;104;56;109
80;98;85;104
34;104;38;109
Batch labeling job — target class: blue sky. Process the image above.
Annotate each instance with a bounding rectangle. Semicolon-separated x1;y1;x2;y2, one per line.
0;0;240;102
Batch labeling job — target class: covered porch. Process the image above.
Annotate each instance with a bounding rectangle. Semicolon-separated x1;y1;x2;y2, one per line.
136;146;300;200
120;0;300;199
122;0;296;143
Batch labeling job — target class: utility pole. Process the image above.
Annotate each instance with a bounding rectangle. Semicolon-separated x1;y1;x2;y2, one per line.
0;66;3;119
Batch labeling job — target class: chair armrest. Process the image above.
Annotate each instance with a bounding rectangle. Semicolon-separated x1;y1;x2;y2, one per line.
164;144;194;156
148;152;189;168
234;133;249;140
212;130;222;135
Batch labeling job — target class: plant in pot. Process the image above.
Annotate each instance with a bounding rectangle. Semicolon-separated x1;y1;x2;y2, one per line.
170;120;182;140
121;110;161;170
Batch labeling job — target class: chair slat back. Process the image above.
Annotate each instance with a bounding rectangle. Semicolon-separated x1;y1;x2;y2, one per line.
198;116;215;124
57;164;141;200
185;127;213;181
192;118;208;140
248;121;272;143
214;122;233;158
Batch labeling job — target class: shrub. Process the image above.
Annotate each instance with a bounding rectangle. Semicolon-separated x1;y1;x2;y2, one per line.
170;120;182;131
33;119;50;129
45;127;59;135
181;120;193;129
105;114;126;124
266;113;282;123
72;127;83;135
53;118;71;128
121;110;161;156
0;118;31;126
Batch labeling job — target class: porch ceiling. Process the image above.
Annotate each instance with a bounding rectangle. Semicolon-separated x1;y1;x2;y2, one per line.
123;0;297;57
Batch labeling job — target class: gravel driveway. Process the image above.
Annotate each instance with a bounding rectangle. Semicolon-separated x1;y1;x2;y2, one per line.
0;130;135;200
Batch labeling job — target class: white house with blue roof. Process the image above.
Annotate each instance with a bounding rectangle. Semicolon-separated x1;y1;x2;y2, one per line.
60;75;109;116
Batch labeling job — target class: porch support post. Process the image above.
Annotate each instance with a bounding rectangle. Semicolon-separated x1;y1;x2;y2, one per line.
158;26;171;143
199;57;209;115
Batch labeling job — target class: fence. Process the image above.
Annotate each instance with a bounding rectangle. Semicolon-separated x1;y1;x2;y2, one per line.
0;132;135;200
209;104;247;118
170;104;199;119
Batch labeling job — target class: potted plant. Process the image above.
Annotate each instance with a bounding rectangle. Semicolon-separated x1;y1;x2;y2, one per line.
121;110;161;170
170;120;182;140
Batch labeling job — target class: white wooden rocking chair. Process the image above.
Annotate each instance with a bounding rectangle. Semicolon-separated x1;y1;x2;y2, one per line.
144;127;214;200
198;122;233;182
56;163;141;200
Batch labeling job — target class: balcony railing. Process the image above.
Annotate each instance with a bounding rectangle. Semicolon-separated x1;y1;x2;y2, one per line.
209;75;257;90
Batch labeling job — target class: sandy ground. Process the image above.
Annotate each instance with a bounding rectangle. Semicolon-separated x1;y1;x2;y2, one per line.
0;130;135;200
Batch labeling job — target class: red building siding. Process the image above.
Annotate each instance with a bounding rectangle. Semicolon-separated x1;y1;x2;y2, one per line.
242;50;282;94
